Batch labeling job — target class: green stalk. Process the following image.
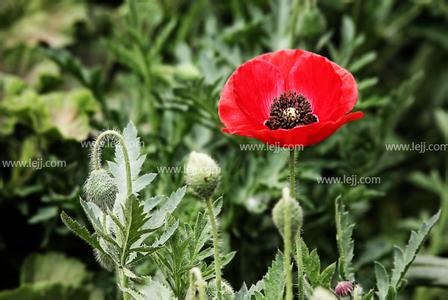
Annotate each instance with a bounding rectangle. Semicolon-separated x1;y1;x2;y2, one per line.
293;150;304;300
206;198;222;300
296;236;304;300
283;149;296;300
92;130;132;300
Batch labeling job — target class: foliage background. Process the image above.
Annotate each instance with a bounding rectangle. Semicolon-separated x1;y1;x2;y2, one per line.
0;0;447;299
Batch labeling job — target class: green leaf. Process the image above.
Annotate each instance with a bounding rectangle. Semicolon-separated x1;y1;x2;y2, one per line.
20;252;87;287
3;0;87;48
108;122;156;206
28;206;58;224
0;282;91;300
390;211;441;289
409;170;444;195
139;280;175;300
374;262;390;300
406;255;448;287
60;211;101;251
120;195;151;264
335;196;355;280
262;252;284;300
306;249;321;286
319;263;336;289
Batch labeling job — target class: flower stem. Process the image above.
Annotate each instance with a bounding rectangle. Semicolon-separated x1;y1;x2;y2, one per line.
296;236;304;300
292;149;304;300
283;149;296;300
290;149;296;198
206;198;222;300
91;130;132;300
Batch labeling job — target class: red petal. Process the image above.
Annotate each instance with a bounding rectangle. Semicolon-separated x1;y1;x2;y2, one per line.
225;111;364;147
259;49;306;85
330;61;358;116
289;52;344;122
218;76;263;130
232;59;285;125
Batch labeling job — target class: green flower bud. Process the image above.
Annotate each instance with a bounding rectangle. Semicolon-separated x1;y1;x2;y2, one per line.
185;151;221;199
93;249;114;272
272;187;303;239
206;279;234;300
296;7;326;37
84;169;117;211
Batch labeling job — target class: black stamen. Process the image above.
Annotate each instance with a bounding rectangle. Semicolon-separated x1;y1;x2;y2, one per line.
265;91;318;130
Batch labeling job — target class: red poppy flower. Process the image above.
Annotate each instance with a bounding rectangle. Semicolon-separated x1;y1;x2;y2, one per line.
218;49;363;147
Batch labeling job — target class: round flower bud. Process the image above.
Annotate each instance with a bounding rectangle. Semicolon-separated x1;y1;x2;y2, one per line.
94;249;114;272
296;7;326;37
206;279;234;300
272;187;303;239
185;151;221;199
84;169;118;211
335;281;354;297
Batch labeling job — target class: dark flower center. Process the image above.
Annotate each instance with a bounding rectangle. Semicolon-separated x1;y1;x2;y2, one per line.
265;91;318;130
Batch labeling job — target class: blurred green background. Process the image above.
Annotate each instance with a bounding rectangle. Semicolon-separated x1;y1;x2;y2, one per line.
0;0;448;299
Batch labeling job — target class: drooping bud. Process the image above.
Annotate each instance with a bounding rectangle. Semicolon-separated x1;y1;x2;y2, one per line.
272;187;303;239
206;278;234;300
93;249;114;271
84;169;118;211
334;281;354;297
185;151;221;199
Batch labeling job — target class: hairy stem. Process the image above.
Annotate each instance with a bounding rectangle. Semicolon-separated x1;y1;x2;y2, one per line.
296;236;304;300
206;198;222;300
92;130;132;196
284;149;296;300
91;130;133;300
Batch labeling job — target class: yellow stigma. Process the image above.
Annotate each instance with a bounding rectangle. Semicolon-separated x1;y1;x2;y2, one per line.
284;107;297;120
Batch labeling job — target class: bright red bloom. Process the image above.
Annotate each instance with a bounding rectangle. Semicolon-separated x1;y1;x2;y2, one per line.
218;49;363;147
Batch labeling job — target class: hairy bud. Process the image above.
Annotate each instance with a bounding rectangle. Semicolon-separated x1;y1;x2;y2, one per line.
185;151;221;199
206;278;233;300
272;187;303;239
94;249;114;271
84;169;117;211
335;281;355;297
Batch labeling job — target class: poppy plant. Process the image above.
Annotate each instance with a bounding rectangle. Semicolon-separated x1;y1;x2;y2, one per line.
218;49;363;147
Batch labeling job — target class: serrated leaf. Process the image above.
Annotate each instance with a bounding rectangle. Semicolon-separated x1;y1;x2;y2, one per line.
319;263;336;289
160;186;186;214
144;195;163;213
80;200;104;231
60;212;101;251
374;262;390;300
108;122;154;207
262;252;285;300
390;211;440;289
150;220;179;248
139;279;175;300
305;249;321;286
335;196;355;280
133;173;157;194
